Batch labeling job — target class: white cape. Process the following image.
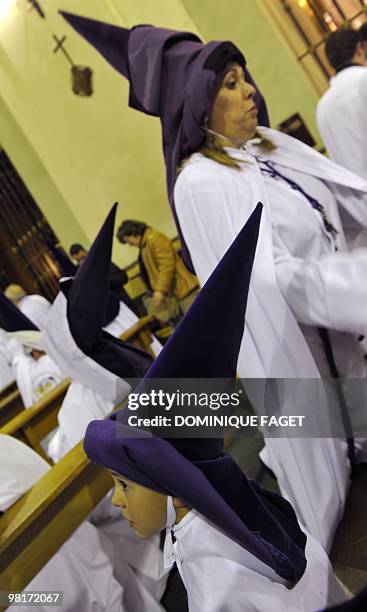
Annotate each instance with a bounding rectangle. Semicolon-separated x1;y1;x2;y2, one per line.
47;382;115;462
18;294;52;331
44;292;131;404
174;126;367;550
171;511;347;611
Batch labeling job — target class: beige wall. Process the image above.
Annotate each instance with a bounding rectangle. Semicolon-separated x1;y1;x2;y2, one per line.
182;0;322;142
0;0;322;268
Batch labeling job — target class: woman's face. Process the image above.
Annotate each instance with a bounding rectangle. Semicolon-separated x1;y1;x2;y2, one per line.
209;63;258;146
111;471;167;539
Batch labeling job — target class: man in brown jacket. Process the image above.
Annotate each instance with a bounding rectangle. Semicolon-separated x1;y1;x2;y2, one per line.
117;220;199;319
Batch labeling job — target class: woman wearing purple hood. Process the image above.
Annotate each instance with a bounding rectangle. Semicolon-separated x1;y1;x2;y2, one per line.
82;207;347;610
60;12;367;553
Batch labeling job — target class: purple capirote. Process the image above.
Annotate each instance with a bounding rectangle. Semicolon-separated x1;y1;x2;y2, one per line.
84;205;307;584
0;292;38;332
59;12;270;270
62;203;153;379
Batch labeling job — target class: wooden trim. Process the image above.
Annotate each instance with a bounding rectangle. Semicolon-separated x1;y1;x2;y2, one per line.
120;314;155;356
0;380;70;461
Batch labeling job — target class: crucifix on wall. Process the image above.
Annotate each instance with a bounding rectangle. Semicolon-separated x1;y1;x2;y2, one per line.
53;34;93;96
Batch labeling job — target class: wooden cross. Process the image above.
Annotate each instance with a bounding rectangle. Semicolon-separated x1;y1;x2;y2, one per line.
52;34;93;96
52;34;74;66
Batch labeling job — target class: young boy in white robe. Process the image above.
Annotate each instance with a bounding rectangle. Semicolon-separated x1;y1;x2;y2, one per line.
83;207;347;611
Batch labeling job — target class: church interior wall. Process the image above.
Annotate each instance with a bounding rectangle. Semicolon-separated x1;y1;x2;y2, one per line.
0;0;323;269
181;0;322;145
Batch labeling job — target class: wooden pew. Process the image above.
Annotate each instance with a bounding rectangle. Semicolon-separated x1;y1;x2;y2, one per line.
0;441;113;609
0;386;23;428
0;316;154;458
0;317;157;603
120;314;155;356
0;380;70;463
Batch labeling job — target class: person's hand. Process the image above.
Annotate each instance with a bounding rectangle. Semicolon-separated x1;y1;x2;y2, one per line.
151;291;166;307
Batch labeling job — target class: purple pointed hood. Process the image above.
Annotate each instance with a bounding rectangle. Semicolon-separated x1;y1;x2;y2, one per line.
84;204;308;583
60;12;269;270
0;292;38;332
44;204;153;384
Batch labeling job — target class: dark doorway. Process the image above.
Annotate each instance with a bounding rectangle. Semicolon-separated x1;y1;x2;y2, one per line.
0;149;65;300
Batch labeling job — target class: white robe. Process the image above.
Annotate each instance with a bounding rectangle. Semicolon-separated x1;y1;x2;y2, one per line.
170;511;347;611
18;294;52;331
10;352;63;409
174;126;367;550
0;435;126;611
46;298;163;462
317;66;367;180
46;299;162;459
47;382;115;462
104;300;163;357
0;344;13;390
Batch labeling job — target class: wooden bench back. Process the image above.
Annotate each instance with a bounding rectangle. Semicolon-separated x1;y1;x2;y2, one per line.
0;380;70;462
0;316;156;607
120;314;155;356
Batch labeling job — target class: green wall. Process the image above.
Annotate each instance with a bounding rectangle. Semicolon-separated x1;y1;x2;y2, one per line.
181;0;321;142
0;0;322;268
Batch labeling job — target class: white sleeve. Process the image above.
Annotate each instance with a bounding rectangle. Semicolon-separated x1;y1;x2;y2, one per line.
275;247;367;334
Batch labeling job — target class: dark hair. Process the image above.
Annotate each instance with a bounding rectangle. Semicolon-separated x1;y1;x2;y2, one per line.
117;220;148;243
69;243;86;256
325;29;360;70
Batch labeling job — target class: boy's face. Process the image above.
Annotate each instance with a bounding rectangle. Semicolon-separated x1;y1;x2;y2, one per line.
110;471;167;539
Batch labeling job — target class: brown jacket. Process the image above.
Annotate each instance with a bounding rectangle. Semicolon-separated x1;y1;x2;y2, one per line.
140;228;198;299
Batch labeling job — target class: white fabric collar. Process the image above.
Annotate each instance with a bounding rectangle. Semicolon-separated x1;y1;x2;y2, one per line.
163;496;177;570
330;65;367;84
